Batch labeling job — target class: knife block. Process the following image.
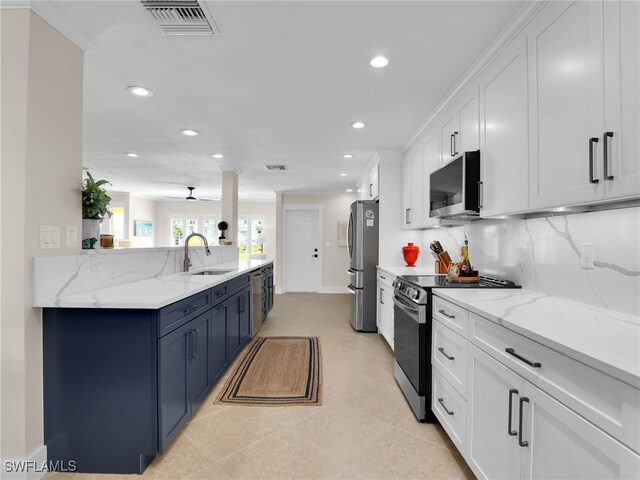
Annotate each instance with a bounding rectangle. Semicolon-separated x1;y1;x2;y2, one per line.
431;251;452;274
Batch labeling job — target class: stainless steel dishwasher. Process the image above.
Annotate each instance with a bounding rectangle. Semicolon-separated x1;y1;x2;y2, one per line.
251;269;264;337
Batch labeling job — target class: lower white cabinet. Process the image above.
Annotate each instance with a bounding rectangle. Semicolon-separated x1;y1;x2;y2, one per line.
431;294;640;480
376;269;395;350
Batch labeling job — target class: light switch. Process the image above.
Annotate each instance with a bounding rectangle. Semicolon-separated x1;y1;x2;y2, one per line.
66;226;78;247
40;225;60;249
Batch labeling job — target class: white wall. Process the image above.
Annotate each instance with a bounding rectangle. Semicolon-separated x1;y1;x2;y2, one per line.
129;194;156;248
1;8;83;464
421;207;640;316
281;193;357;291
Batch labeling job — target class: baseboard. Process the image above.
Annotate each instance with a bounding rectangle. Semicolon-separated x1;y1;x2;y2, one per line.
275;286;283;294
1;445;49;479
318;286;350;294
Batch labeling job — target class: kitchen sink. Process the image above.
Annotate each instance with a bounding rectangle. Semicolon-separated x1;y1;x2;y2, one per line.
190;270;233;276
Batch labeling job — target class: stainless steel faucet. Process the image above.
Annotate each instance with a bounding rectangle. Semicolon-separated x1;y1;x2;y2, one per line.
183;233;211;272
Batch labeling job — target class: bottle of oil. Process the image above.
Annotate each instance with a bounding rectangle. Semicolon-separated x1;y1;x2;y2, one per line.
459;236;473;276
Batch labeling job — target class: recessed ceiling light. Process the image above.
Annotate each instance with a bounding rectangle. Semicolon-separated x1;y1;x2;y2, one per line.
351;121;366;129
125;152;139;158
127;86;153;97
339;173;348;177
369;55;389;68
211;153;224;159
180;129;199;136
346;189;354;192
342;153;354;159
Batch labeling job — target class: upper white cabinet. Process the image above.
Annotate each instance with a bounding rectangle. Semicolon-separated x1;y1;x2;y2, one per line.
401;149;423;229
527;0;639;209
439;82;480;164
359;163;379;200
421;125;440;224
478;33;529;217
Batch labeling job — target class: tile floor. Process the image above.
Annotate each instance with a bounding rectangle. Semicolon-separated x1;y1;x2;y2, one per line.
48;293;475;480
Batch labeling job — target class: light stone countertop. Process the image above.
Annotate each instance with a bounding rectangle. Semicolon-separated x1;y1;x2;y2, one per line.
36;259;272;310
377;265;437;277
434;289;640;389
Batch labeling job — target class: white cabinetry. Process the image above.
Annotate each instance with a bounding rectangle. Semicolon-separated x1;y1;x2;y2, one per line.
376;269;395;350
478;33;529;216
401;150;423;229
527;0;639;209
359;163;379;200
431;294;640;480
421;126;440;225
439;83;479;164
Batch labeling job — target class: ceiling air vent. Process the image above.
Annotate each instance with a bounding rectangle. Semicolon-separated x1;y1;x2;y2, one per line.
141;1;220;35
264;165;287;171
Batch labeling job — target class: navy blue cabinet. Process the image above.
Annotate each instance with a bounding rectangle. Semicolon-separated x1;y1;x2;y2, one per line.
210;303;228;382
43;268;265;474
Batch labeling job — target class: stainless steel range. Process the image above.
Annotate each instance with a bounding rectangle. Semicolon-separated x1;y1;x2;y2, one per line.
392;274;519;421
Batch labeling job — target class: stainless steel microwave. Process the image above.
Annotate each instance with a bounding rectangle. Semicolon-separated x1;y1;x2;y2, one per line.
429;150;481;218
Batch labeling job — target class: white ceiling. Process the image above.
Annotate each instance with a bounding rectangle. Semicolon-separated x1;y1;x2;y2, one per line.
54;0;523;201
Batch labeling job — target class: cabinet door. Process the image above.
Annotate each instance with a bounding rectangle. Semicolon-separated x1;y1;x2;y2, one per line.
528;1;605;208
189;311;212;411
410;149;423;228
401;157;412;228
369;165;379;199
210;303;228;382
238;287;251;344
422;126;439;224
440;108;459;164
227;292;241;359
479;33;529;216
266;272;274;314
467;345;523;480
158;322;190;450
604;0;640;199
457;82;479;154
521;380;640;480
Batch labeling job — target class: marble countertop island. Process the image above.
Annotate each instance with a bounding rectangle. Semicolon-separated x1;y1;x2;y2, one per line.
35;259;272;310
434;288;640;388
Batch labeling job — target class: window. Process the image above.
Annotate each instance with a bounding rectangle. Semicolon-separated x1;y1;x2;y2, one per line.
238;215;266;260
169;215;218;246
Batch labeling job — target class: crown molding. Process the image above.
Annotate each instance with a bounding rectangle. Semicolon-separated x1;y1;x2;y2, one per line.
0;0;98;52
403;1;545;153
217;167;243;175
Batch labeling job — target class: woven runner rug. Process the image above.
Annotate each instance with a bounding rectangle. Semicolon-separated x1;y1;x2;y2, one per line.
214;336;322;406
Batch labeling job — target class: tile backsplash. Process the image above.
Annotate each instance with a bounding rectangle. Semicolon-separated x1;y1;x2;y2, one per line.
421;207;640;316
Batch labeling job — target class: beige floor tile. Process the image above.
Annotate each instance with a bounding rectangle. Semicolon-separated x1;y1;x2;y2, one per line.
185;407;283;462
293;403;394;460
46;474;95;480
458;466;478;480
217;428;334;480
351;428;468;480
346;379;415;426
183;462;230;479
140;433;210;480
396;417;459;453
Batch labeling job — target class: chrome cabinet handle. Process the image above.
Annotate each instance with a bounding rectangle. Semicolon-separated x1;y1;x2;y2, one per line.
508;389;519;436
405;208;411;224
478;181;483;209
454;131;459;155
438;397;454;416
604;132;614;180
519;397;530;447
438;347;454;361
589;137;600;184
380;287;384;304
450;134;455;157
438;309;455;319
505;348;541;368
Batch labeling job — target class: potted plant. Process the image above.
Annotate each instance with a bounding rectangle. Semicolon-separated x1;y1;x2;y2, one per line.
217;221;228;242
82;172;112;249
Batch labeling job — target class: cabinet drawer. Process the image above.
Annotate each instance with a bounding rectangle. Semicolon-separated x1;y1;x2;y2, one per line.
262;263;273;273
376;270;395;287
158;290;211;338
432;368;467;454
211;283;229;304
226;274;251;296
433;295;469;337
470;312;640;453
432;319;468;398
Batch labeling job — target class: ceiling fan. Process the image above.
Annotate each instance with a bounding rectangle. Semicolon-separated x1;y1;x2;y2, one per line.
160;186;218;202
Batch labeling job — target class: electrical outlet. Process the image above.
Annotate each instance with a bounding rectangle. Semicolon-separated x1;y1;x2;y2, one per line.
66;226;78;247
580;243;594;269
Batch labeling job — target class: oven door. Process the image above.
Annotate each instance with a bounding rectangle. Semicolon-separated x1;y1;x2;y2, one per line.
393;293;427;394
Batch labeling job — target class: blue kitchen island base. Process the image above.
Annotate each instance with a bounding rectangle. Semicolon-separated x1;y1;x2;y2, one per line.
43;273;253;474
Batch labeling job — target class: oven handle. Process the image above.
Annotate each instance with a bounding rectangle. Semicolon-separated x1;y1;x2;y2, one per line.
393;295;422;319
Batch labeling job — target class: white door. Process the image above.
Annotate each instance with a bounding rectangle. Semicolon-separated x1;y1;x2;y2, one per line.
284;209;320;292
479;33;529;217
604;0;640;200
521;379;640;480
528;0;605;208
467;345;523;480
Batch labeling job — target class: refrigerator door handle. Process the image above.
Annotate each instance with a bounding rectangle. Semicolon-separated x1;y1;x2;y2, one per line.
347;285;356;295
347;211;354;261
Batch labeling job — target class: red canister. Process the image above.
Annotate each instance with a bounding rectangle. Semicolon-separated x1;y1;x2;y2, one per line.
402;243;420;267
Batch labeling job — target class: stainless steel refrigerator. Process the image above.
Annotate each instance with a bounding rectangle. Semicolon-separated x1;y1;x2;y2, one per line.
347;200;379;332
